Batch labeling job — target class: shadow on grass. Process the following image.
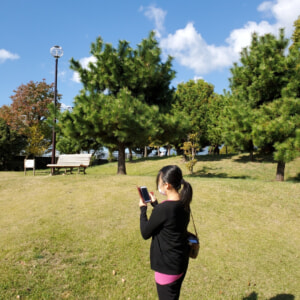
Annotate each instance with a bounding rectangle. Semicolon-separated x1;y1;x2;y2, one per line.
243;292;295;300
286;173;300;182
233;153;276;164
196;154;236;162
196;153;275;163
32;169;89;176
269;295;295;300
36;169;51;175
188;166;250;180
127;156;175;163
243;292;258;300
128;154;237;164
24;169;50;176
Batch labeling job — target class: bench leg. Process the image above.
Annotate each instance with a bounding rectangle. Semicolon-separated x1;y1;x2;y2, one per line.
64;168;73;174
51;168;58;175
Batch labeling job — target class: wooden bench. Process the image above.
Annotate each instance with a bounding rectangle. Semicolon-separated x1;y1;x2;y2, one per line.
47;154;92;175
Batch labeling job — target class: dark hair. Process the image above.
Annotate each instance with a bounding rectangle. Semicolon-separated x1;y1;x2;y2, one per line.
156;165;193;211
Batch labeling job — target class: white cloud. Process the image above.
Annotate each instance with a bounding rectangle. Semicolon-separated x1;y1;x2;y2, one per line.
70;1;300;84
226;20;276;54
158;0;300;75
71;55;97;83
257;1;274;18
160;23;235;73
60;103;73;111
0;49;20;63
140;5;167;38
193;76;203;82
260;0;300;35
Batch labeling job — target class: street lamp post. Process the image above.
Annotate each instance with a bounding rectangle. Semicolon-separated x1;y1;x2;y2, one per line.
50;46;63;172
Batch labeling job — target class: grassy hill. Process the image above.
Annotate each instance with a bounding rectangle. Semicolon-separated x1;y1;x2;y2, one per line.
0;154;299;299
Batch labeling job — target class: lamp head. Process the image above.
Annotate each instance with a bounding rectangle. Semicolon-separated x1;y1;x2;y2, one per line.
50;45;63;58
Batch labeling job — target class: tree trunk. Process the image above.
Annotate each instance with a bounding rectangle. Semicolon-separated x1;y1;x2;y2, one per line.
144;146;148;158
117;143;127;175
128;148;133;162
276;161;285;181
108;147;114;162
249;140;254;161
192;146;195;159
213;144;219;155
157;146;160;157
167;145;171;156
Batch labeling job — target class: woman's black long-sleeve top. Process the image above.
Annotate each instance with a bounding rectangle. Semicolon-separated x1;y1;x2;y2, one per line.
140;200;190;275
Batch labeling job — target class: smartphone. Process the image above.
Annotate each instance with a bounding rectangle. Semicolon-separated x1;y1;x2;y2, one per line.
137;186;151;203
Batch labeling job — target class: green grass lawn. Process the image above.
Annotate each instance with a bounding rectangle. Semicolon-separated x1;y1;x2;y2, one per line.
0;154;299;299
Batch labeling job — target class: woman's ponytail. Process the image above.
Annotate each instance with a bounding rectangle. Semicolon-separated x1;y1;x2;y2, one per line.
180;179;193;211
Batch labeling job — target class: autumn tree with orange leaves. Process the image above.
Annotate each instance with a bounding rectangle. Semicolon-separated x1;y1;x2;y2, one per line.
0;80;60;157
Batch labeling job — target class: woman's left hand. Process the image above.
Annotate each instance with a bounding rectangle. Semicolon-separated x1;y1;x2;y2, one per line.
149;192;157;203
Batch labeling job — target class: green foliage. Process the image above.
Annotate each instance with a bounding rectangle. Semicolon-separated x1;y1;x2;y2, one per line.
149;110;191;152
70;89;160;145
0;80;58;157
221;94;255;153
181;133;200;174
253;97;300;163
230;29;289;107
24;124;51;157
70;31;175;111
224;27;300;178
60;88;160;173
173;79;215;146
206;93;226;147
65;32;176;174
0;118;26;169
219;145;237;155
56;136;81;154
290;16;300;51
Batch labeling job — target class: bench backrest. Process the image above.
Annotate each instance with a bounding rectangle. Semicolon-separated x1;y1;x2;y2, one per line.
56;154;92;166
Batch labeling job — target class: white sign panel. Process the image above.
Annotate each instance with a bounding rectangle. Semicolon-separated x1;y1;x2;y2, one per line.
25;159;35;168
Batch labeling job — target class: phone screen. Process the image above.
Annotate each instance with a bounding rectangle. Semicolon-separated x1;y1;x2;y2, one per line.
140;186;151;203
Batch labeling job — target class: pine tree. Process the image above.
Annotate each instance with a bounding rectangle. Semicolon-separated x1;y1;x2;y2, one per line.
206;93;226;154
65;32;175;174
173;79;215;147
290;16;300;51
226;27;300;180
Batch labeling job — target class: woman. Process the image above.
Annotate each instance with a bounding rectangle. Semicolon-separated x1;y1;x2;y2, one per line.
139;165;193;300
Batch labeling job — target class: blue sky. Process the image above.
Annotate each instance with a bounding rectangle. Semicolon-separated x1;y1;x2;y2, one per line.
1;0;299;109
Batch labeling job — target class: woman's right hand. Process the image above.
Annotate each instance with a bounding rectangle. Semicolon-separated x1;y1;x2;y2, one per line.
139;198;147;207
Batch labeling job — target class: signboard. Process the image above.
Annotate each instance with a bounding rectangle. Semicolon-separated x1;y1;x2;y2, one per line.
25;159;35;168
24;159;35;175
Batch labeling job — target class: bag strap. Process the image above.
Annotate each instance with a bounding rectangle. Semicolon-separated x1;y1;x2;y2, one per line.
190;209;198;238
